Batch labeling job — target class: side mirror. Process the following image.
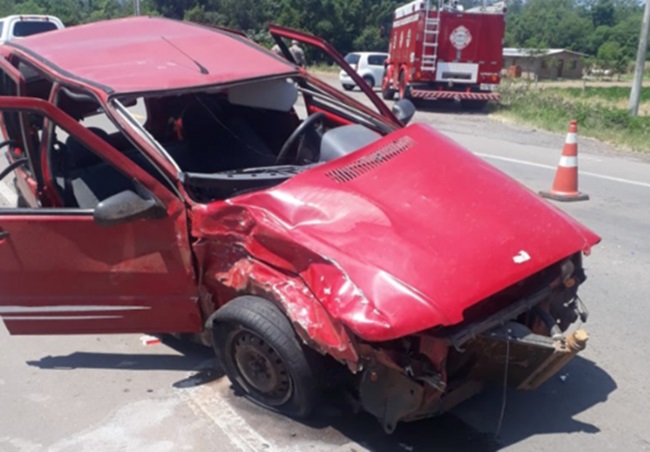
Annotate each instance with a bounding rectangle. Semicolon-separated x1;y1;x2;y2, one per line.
392;99;416;125
93;189;166;227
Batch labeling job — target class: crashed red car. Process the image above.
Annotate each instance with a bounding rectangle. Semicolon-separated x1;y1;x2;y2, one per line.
0;17;599;432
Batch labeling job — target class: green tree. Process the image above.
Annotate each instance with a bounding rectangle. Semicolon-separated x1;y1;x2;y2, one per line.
591;0;615;27
507;0;593;51
0;0;15;17
153;0;198;19
597;40;628;79
12;0;45;15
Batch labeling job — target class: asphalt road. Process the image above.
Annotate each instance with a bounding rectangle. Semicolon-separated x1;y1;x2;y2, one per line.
1;75;649;452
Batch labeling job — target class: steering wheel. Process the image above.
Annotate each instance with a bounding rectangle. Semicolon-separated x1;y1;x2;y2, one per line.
275;112;325;165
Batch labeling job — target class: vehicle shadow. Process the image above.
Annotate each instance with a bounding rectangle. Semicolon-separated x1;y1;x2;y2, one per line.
409;98;495;115
25;334;220;375
455;356;615;448
303;401;502;451
296;355;614;451
25;336;615;451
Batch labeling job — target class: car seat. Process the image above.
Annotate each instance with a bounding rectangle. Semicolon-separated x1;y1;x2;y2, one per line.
61;128;133;208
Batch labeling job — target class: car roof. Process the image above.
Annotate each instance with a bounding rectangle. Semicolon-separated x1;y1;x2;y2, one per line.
1;15;60;20
8;16;297;95
347;52;389;56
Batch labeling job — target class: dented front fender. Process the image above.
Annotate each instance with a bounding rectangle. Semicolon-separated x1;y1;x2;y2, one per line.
191;202;360;369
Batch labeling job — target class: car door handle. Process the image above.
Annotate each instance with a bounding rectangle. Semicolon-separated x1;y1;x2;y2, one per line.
0;230;9;239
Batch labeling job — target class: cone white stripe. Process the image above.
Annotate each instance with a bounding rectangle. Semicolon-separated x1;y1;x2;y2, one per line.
559;156;578;167
565;133;577;144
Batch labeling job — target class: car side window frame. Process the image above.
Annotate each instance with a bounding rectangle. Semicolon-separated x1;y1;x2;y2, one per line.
368;54;388;66
0;97;179;213
0;54;39;172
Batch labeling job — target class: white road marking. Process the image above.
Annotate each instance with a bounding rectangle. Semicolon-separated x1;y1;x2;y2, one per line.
476;152;650;189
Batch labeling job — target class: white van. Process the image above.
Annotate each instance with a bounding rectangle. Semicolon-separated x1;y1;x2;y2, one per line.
0;15;64;44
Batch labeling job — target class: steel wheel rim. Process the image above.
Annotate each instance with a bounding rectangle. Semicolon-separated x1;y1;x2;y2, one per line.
230;329;293;406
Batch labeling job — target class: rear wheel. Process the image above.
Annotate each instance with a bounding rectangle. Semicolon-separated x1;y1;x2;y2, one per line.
362;75;375;88
212;296;318;418
342;84;354;91
382;76;396;100
398;72;410;100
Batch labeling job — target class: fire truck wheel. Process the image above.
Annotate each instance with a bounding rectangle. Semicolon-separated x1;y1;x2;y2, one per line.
382;79;395;100
398;72;410;100
212;296;318;419
342;84;354;91
362;75;375;88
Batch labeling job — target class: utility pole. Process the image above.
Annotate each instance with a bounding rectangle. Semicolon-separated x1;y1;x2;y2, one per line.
134;0;141;16
628;0;650;116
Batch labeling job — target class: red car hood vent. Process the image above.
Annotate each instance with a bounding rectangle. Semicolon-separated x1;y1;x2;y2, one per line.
325;136;415;183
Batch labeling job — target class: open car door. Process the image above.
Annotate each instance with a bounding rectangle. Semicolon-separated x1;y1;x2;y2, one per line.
0;97;202;335
269;24;403;128
0;53;43;206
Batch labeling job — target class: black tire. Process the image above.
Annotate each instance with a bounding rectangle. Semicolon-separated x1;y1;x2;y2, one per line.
382;86;396;100
362;75;375;88
342;84;354;91
212;296;318;418
398;72;410;100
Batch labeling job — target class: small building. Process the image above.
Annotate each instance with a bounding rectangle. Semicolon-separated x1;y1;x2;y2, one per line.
502;48;588;80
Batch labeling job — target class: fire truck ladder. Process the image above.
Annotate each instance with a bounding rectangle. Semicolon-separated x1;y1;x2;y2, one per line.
421;0;442;72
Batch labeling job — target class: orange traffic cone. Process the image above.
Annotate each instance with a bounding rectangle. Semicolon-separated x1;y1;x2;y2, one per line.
540;120;589;202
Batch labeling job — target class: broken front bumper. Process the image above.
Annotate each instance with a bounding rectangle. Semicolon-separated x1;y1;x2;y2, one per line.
466;322;588;390
358;322;588;433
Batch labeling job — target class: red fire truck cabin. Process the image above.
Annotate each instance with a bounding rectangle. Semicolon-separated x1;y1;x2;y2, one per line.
382;0;506;106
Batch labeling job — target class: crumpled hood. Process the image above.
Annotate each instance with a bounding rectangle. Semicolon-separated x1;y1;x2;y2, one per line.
232;123;600;341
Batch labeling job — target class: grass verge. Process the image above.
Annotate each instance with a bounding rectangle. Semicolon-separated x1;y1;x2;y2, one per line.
494;80;650;153
307;63;340;74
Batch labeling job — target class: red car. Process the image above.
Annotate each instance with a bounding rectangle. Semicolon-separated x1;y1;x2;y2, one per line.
0;17;599;432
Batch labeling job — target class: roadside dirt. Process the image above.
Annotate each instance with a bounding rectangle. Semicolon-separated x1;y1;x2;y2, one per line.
516;78;647;89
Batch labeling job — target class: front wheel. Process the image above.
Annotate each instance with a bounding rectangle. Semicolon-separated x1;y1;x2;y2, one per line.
342;84;354;91
212;296;318;418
